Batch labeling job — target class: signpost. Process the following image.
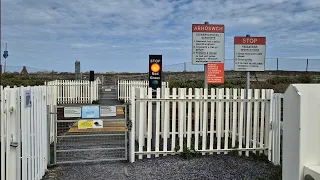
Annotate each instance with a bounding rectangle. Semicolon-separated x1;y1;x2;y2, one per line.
3;43;8;73
192;23;225;88
234;35;266;122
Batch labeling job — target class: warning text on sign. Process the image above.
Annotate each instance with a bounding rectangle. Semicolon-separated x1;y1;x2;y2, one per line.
234;37;266;71
206;63;224;84
192;24;225;64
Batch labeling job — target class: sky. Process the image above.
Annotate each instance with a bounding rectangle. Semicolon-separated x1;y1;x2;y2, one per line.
1;0;320;73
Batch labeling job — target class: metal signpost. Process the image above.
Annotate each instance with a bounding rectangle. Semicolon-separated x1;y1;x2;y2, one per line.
3;43;8;73
234;35;266;120
192;22;225;88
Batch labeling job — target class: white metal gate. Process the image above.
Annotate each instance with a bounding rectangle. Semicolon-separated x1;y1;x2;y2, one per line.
53;105;128;164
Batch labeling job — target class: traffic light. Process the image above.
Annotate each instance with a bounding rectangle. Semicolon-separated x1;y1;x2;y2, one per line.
149;55;162;97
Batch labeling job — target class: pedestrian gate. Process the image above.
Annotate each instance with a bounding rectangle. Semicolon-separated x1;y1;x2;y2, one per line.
53;105;127;164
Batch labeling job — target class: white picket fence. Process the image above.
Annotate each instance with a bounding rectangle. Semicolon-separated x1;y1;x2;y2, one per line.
129;87;282;165
45;80;99;105
45;80;99;143
118;80;169;103
0;86;48;180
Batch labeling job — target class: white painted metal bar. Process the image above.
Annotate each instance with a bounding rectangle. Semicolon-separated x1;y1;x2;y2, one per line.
194;88;200;151
155;88;161;157
231;89;238;148
171;88;177;154
245;89;252;157
202;88;208;155
187;88;192;149
163;88;169;156
209;88;215;155
253;89;259;154
224;88;230;154
147;88;152;158
238;89;245;156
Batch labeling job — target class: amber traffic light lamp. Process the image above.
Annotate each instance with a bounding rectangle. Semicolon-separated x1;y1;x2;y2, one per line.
149;55;162;97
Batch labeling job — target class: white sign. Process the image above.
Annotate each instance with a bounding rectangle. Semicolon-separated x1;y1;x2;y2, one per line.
25;90;32;107
234;37;266;71
93;120;103;129
192;24;225;64
64;107;81;118
100;106;116;117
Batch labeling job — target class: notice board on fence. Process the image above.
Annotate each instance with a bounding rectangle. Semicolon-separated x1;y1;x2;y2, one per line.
206;63;224;84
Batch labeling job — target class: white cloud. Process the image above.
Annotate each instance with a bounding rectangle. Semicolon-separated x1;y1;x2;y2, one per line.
1;0;320;72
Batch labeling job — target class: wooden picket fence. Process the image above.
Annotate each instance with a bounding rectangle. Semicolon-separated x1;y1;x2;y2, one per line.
0;86;48;180
118;80;169;103
129;87;281;165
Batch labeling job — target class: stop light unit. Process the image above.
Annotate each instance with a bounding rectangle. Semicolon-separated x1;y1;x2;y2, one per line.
149;55;162;97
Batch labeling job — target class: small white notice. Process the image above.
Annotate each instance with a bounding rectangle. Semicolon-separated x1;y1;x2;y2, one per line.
234;37;266;71
192;24;225;64
93;120;103;129
64;107;81;118
100;106;116;117
25;90;32;107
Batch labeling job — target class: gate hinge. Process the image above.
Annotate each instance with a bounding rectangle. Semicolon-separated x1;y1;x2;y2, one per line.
127;120;132;131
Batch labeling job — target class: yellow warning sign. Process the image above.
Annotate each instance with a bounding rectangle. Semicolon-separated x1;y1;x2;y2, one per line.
78;120;94;129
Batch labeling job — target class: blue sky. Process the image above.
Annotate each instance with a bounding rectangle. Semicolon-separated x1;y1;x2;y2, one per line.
1;0;320;73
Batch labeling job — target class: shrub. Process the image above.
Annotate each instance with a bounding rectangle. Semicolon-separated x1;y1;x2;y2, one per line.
266;77;294;85
296;75;312;83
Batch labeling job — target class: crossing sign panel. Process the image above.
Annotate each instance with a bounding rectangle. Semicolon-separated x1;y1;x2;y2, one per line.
234;37;266;71
192;24;225;64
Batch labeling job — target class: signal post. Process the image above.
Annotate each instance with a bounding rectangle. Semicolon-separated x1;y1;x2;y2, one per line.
148;55;162;150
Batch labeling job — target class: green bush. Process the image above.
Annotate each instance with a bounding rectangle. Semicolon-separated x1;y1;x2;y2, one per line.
0;74;47;87
266;75;313;85
266;77;294;85
296;75;312;83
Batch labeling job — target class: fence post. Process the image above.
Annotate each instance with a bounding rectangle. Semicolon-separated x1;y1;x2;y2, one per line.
0;86;5;180
129;88;136;163
306;59;309;72
47;105;51;166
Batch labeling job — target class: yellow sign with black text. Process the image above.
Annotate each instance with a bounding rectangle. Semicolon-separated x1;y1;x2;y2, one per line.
78;120;94;129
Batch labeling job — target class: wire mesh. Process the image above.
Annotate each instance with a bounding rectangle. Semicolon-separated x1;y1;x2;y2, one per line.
55;106;127;164
162;58;320;72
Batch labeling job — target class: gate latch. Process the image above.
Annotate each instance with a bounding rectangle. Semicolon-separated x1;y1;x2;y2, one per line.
10;134;18;147
127;120;132;131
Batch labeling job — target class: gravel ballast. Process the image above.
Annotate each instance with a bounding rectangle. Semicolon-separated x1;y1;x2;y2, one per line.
42;154;281;180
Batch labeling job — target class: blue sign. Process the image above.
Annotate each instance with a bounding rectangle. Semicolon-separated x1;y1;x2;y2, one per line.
81;105;100;119
3;51;8;59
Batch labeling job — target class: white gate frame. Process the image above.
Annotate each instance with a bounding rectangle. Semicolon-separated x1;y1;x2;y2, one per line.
1;86;49;180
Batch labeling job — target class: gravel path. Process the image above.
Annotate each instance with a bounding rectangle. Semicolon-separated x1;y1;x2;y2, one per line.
42;154;281;180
